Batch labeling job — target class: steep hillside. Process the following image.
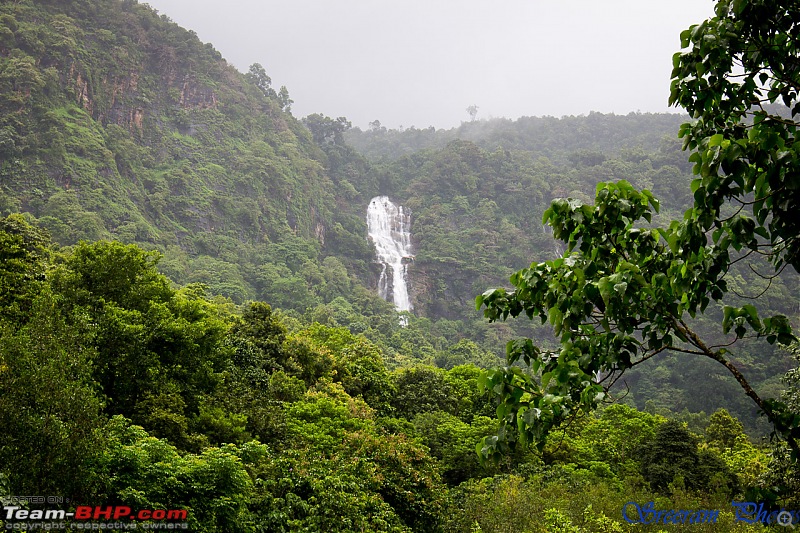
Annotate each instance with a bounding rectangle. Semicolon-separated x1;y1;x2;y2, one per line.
0;0;376;306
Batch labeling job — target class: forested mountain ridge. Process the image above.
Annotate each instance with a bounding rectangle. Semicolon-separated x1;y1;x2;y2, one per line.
2;0;306;234
345;112;689;163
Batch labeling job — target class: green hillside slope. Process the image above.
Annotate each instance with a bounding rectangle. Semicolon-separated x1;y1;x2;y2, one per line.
0;0;378;307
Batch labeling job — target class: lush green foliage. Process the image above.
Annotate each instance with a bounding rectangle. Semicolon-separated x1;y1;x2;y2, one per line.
0;218;449;530
670;0;800;272
476;178;796;454
2;216;787;531
1;0;799;528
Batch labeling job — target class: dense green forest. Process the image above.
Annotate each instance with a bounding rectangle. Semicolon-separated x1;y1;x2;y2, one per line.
2;214;797;531
1;0;799;530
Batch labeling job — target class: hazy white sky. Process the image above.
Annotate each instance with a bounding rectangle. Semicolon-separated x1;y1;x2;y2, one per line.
143;0;715;129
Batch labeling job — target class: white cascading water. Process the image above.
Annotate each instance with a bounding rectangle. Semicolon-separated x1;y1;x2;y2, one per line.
367;196;413;320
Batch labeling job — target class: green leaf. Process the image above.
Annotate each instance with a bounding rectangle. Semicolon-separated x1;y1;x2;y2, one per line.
598;278;613;306
722;305;734;334
754;226;769;239
548;306;563;328
542;207;553;225
680;29;692;48
742;304;762;331
667;232;679;253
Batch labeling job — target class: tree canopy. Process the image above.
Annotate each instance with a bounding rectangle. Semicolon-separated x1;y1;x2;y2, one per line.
670;0;800;272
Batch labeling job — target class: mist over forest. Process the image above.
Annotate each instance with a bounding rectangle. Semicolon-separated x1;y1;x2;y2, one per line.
0;0;798;531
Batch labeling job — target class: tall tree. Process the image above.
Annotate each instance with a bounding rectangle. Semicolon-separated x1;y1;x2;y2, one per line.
277;85;293;113
476;0;799;460
303;113;352;145
245;62;276;98
0;214;50;326
0;289;104;500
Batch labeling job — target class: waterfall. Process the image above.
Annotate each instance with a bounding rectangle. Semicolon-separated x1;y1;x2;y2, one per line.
367;196;413;319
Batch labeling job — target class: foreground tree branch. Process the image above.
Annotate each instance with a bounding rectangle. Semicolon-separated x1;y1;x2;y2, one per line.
477;0;800;465
477;180;797;459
